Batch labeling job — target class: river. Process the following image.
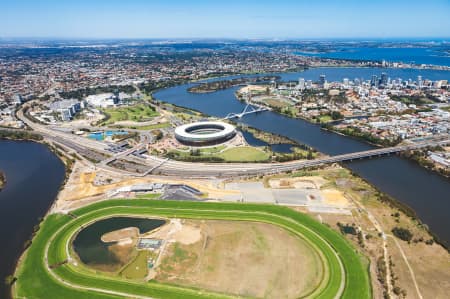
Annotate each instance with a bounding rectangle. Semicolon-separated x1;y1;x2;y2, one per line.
154;67;450;247
295;46;450;67
0;140;65;299
0;67;449;298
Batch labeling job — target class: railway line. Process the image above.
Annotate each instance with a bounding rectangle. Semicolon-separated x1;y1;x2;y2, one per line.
15;107;450;178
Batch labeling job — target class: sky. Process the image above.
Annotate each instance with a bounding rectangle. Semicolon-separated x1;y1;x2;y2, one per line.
1;0;449;39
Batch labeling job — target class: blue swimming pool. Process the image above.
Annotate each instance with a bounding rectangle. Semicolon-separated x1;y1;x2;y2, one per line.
88;131;129;140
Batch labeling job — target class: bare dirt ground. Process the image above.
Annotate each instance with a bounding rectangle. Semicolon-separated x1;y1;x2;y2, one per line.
268;176;327;189
155;220;324;299
101;227;139;243
367;199;450;299
238;85;267;94
305;166;450;299
388;237;450;299
54;160;240;211
321;189;349;206
144;218;202;245
56;161;449;298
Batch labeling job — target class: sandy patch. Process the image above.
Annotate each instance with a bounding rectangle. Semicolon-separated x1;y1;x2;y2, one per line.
117;238;134;246
293;180;317;189
322;189;350;206
101;227;139;243
268;176;327;189
144;219;201;245
238;85;267;94
171;225;202;245
56;160;239;205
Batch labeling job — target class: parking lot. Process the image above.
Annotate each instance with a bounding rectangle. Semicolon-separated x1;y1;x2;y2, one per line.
223;181;352;215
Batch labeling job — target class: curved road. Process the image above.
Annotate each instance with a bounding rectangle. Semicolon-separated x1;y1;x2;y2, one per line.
17;107;450;178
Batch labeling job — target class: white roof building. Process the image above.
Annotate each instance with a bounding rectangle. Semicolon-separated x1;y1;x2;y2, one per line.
85;93;118;108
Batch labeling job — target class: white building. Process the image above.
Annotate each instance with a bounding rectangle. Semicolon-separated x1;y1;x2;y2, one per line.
48;99;85;121
298;78;305;90
85;93;119;108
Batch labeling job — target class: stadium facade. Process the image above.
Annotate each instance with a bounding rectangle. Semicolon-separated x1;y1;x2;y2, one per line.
174;121;236;146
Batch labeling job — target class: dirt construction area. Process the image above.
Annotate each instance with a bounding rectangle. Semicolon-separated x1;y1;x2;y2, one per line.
54;160;240;211
155;219;324;299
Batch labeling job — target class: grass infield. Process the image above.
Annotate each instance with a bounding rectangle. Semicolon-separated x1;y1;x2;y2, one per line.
14;200;371;299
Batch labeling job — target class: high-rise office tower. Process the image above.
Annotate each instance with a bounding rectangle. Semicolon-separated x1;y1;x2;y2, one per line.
319;75;326;87
298;77;305;90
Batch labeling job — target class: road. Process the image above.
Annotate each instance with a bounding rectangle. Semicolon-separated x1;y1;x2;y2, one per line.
387;234;423;299
16;106;450;178
347;192;394;298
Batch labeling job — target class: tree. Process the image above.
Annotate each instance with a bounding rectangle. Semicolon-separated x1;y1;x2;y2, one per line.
190;149;200;156
392;227;413;242
4;275;17;285
153;130;163;140
330;111;343;120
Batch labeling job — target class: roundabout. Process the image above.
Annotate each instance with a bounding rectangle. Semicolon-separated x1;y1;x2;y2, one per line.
14;199;371;299
174;121;236;146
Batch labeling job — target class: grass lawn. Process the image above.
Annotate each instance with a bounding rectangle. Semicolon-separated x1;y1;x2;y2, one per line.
139;122;171;130
120;251;149;279
219;146;270;162
318;115;333;123
172;145;226;156
136;193;161;199
125;122;171;130
263;98;288;108
168;145;269;162
101;104;159;125
199;145;226;154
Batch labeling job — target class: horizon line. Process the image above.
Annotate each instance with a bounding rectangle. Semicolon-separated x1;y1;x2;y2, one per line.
1;36;450;41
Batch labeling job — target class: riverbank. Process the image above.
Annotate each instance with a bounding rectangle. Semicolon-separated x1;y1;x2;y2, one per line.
321;125;400;147
235;81;448;179
0;129;74;185
10;142;450;299
277;165;450;298
237;124;320;161
188;75;280;93
153;67;450;247
0;140;66;299
0;133;74;299
0;129;43;142
400;147;450;179
237;123;297;145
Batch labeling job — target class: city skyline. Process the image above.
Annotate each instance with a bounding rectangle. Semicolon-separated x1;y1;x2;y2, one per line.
1;2;450;298
1;0;450;39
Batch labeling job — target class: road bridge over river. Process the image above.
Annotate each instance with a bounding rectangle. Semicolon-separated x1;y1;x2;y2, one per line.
141;137;449;177
14;107;450;178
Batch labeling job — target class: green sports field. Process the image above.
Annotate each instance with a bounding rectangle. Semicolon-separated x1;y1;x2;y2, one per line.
13;200;372;299
100;104;159;125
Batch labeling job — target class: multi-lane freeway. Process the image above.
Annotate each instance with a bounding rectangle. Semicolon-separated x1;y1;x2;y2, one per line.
16;107;450;178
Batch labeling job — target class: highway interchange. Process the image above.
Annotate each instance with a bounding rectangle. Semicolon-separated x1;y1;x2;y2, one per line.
17;107;450;178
